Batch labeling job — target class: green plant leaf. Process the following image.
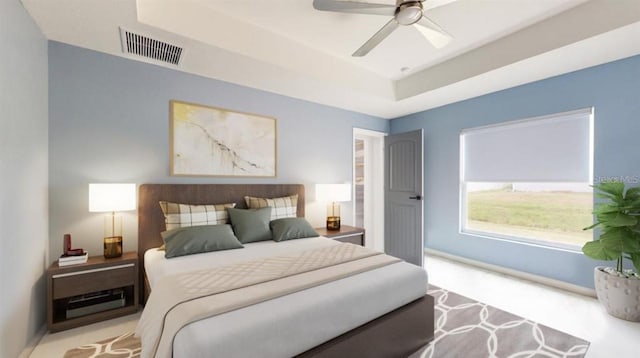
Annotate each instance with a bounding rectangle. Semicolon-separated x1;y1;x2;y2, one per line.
595;182;625;199
596;211;638;227
595;191;624;204
625;197;640;210
631;222;640;234
630;253;640;273
582;240;621;261
583;222;600;231
625;187;640;201
592;204;622;215
600;227;640;253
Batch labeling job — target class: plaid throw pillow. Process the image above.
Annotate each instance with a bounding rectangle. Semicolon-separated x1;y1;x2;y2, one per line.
159;201;236;231
244;194;298;221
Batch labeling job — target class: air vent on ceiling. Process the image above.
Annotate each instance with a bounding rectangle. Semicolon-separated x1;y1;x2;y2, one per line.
119;28;183;66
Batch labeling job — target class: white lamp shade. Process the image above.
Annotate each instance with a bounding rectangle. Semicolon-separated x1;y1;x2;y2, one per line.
316;184;351;202
89;183;136;212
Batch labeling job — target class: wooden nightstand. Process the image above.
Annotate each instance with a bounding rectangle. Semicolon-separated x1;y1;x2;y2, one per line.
46;252;139;332
316;225;365;246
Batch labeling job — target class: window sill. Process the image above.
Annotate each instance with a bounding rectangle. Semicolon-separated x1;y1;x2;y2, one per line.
459;229;585;254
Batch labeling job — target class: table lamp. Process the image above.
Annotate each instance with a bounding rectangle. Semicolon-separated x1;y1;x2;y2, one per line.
316;183;351;230
89;183;136;258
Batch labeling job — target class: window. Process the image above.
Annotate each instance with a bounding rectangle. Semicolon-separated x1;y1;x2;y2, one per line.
460;108;594;249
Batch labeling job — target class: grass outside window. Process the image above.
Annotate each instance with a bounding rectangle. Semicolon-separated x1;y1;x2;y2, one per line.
464;184;593;247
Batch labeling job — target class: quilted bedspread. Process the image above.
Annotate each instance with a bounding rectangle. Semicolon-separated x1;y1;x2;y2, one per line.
135;243;400;358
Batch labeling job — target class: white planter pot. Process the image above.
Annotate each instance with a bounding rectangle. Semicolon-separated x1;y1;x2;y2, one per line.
594;266;640;322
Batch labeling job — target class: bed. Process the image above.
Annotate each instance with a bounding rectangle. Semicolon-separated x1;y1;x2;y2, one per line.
137;184;434;357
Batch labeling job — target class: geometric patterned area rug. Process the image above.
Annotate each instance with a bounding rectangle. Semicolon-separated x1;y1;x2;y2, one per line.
63;285;590;358
411;285;590;358
63;332;140;358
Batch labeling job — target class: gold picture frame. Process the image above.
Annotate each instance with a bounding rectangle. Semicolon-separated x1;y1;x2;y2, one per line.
170;100;277;177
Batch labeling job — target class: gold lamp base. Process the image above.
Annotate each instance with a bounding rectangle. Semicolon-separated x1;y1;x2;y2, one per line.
326;216;341;230
103;213;123;258
104;236;123;258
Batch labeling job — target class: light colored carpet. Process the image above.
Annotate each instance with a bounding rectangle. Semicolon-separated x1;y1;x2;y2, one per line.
63;286;589;358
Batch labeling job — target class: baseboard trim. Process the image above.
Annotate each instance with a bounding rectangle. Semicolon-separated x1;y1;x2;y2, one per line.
18;323;47;358
425;248;597;298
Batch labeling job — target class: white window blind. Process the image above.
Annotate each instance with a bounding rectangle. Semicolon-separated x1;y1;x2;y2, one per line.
461;108;593;182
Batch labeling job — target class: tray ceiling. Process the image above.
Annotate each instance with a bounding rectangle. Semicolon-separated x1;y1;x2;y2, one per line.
23;0;640;118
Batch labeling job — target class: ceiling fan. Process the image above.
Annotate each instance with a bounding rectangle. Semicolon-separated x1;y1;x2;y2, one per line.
313;0;453;57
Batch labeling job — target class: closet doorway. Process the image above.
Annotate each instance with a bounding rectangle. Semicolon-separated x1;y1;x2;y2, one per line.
353;128;385;251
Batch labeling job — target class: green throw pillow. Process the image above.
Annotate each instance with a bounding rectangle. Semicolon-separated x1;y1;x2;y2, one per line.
227;207;273;244
161;224;243;258
270;217;319;242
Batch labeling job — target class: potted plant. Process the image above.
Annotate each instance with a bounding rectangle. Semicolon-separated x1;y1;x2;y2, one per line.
582;181;640;321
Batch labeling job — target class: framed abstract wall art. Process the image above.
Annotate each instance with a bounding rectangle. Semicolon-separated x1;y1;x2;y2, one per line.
170;100;277;177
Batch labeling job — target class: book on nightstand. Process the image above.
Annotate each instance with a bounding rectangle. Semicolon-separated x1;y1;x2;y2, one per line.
58;252;88;266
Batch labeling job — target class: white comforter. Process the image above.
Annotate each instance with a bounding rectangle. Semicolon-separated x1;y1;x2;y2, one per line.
144;237;428;357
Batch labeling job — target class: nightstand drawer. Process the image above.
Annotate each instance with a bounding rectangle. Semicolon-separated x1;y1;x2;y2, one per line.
52;264;135;299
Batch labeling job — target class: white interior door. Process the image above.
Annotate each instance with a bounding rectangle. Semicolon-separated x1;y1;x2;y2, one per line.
384;130;424;266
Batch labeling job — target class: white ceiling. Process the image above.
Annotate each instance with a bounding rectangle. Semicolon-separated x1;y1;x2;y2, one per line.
23;0;640;119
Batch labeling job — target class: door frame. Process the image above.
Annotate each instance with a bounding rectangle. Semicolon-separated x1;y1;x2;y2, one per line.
353;128;386;251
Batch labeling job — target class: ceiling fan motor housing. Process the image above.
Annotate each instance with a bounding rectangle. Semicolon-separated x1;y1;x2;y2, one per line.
396;1;424;25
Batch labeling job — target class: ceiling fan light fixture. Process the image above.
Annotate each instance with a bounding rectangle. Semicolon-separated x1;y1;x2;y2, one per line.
396;4;423;25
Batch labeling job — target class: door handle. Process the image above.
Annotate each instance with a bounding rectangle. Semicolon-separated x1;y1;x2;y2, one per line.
409;195;422;200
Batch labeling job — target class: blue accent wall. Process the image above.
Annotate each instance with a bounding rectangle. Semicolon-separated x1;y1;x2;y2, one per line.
48;41;388;261
390;55;640;288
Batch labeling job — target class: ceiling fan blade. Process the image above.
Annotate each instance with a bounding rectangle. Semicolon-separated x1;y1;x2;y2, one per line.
313;0;396;16
415;15;452;48
352;18;399;57
422;0;458;11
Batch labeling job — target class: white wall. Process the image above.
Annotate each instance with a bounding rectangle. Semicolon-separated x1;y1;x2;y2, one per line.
0;1;49;357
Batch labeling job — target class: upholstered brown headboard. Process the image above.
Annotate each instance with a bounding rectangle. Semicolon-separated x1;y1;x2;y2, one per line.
137;183;305;303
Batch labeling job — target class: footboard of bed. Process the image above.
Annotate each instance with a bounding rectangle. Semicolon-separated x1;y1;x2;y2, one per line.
296;294;435;358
